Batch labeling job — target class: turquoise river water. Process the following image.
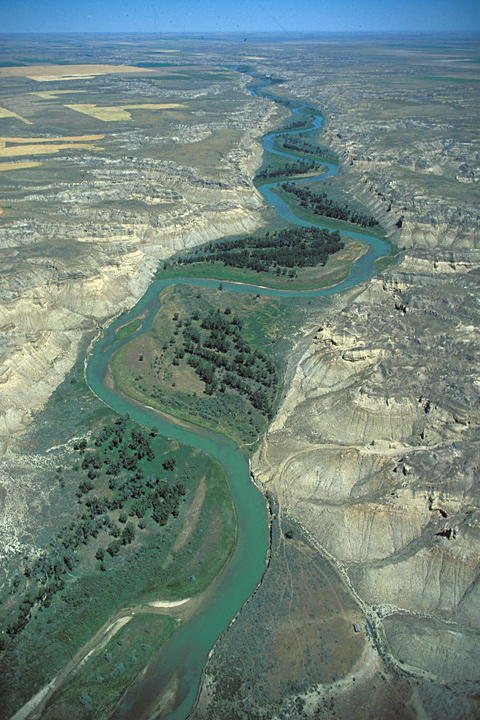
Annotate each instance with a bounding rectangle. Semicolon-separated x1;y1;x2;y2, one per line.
86;90;390;720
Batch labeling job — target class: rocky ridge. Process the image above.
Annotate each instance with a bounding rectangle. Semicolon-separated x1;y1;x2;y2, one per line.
252;249;480;688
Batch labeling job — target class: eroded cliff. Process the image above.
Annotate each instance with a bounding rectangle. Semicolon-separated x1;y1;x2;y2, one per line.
0;68;284;447
253;249;480;688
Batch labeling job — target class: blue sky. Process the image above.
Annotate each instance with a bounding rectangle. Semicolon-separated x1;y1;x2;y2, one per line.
2;0;479;34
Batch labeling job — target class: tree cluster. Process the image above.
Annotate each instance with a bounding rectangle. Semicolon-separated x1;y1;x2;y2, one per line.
4;419;185;642
180;308;277;415
148;307;278;418
177;226;343;276
280;118;311;131
277;134;337;162
255;158;318;181
281;183;380;228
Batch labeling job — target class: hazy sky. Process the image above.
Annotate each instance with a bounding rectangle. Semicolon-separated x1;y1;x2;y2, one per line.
2;0;479;34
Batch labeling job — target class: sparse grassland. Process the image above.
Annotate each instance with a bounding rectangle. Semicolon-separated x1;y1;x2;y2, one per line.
201;509;371;718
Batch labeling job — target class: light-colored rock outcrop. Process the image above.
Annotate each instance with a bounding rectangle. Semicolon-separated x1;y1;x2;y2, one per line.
253;249;480;682
0;245;157;440
0;76;285;446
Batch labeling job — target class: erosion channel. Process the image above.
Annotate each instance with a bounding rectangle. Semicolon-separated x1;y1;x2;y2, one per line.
86;93;390;720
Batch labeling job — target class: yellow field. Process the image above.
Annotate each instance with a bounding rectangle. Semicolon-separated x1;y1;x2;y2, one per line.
64;103;186;122
0;64;191;82
33;90;86;99
0;143;103;157
0;161;43;171
0;135;104;147
0;64;156;82
0;106;32;125
0;134;104;157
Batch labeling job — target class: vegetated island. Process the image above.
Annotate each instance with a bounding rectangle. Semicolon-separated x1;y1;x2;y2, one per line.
175;225;345;276
272;133;339;163
158;224;369;292
110;285;288;447
254;158;322;182
279;182;381;229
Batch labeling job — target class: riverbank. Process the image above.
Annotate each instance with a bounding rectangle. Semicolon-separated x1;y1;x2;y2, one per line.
6;85;390;720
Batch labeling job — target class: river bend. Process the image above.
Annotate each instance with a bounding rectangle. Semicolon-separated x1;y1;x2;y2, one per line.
86;90;390;720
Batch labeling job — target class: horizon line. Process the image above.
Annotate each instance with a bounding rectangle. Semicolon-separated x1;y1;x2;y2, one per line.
1;29;480;36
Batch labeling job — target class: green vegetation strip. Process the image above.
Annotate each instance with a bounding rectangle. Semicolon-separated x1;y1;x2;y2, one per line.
254;158;323;183
271;184;388;240
279;182;381;230
155;258;357;291
172;226;344;277
272;133;338;163
45;615;178;719
110;318;142;346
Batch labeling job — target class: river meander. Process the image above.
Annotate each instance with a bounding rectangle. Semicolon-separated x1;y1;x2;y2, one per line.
86;91;390;720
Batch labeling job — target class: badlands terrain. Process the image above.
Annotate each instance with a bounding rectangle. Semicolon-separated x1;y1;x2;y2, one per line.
0;36;282;446
1;32;480;720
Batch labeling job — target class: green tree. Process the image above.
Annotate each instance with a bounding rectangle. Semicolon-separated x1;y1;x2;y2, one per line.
121;523;136;545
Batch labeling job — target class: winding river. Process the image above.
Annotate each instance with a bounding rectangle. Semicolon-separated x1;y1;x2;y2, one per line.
86;89;390;720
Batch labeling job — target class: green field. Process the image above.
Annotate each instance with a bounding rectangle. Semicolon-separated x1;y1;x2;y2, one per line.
42;614;178;720
110;317;142;345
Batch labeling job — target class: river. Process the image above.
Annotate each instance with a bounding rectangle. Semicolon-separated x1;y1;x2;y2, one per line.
86;88;390;720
